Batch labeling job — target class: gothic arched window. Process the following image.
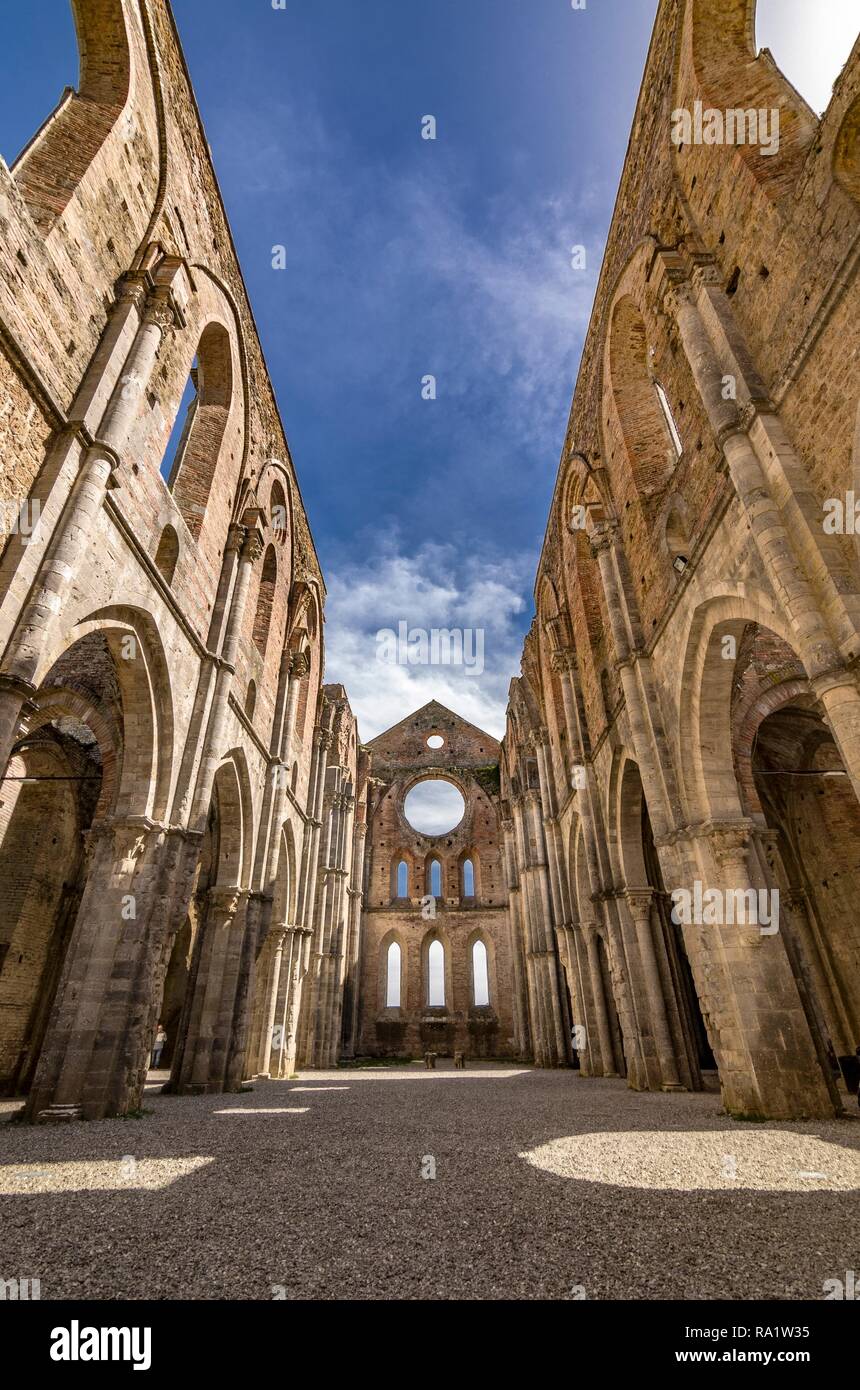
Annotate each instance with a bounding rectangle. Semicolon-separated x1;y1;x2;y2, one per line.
386;941;401;1008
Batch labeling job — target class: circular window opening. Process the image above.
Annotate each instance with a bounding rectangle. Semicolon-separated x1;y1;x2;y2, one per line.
404;779;465;836
426;734;444;749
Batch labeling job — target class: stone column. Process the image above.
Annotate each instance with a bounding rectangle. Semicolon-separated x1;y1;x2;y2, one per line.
255;650;310;947
281;727;331;1076
341;815;368;1059
568;925;596;1075
532;727;571;928
585;930;619;1078
253;927;287;1077
625;888;684;1091
502;817;531;1060
522;786;568;1065
701;822;835;1119
275;926;312;1077
170;885;251;1094
555;644;641;1078
24;816;186;1121
589;522;678;837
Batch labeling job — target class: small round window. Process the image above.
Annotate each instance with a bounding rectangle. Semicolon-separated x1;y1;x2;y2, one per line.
426;735;444;749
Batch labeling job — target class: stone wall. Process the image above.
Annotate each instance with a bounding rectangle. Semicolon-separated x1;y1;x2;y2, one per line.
502;0;860;1118
358;701;519;1060
0;0;345;1119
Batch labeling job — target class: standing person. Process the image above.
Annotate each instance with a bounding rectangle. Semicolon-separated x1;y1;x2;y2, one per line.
151;1023;167;1070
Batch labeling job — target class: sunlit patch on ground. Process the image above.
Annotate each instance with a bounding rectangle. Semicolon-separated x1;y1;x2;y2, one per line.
0;1156;214;1194
519;1130;860;1191
212;1107;309;1115
289;1086;350;1092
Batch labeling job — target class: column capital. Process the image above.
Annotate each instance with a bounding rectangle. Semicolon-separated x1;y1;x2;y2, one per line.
551;648;578;675
242;530;265;566
707;819;754;868
659;276;697;322
289;650;311;679
689;258;723;293
589;519;618;555
115;272;149;313
224;522;245;556
625;887;655;920
206;885;249;923
142;293;179;334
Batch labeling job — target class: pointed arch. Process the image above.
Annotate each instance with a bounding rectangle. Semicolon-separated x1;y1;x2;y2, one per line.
378;927;407;1012
385;941;402;1008
11;0;133;234
607;294;680;499
682;0;819;203
427;937;445;1007
392;857;410;900
211;749;255;890
676;587;803;824
470;937;490;1007
426;857;443;899
38;605;175;823
166;321;234;539
252;545;278;659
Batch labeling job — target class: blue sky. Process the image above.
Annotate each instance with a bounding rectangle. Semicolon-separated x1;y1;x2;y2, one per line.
1;1;856;740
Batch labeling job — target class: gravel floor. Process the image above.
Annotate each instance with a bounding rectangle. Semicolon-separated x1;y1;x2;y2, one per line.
1;1064;858;1301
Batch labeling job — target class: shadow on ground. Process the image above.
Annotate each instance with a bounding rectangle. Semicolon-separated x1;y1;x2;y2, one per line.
0;1064;858;1300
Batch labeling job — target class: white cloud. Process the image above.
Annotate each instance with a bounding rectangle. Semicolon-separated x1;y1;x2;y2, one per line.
323;537;531;741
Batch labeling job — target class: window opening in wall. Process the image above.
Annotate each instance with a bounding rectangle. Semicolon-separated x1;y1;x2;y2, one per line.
428;939;445;1006
404;778;465;834
386;941;401;1008
396;860;408;897
756;0;857;116
253;546;278;657
429;859;442;898
161;360;198;482
472;940;490;1006
462;858;475;896
655;382;683;459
